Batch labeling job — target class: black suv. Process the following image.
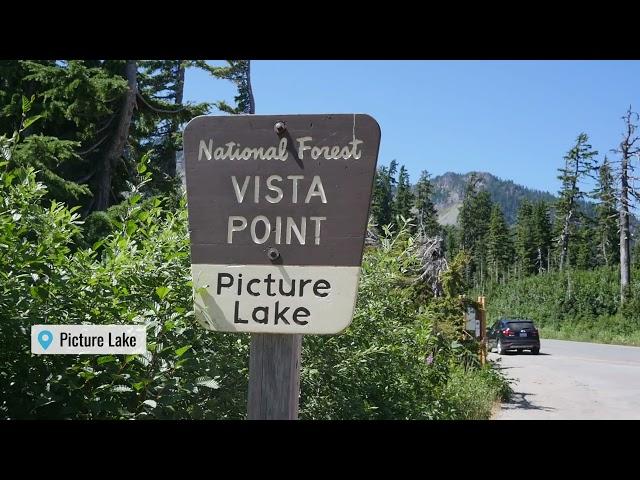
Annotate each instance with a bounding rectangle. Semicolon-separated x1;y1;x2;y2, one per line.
487;318;540;355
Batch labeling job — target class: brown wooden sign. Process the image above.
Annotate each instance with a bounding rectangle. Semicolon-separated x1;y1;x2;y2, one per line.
183;114;381;334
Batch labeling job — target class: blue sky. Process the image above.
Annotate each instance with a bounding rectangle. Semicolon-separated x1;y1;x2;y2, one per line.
183;60;640;194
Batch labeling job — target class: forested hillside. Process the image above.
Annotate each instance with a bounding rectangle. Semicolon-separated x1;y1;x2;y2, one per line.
369;118;640;346
430;171;607;227
432;171;557;226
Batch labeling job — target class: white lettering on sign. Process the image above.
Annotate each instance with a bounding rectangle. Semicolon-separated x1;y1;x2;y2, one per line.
296;137;363;160
229;175;327;206
304;176;327;204
198;123;367;248
198;137;363;162
288;175;304;203
199;138;289;162
226;175;329;245
226;215;326;246
266;175;283;203
231;176;251;203
228;216;247;244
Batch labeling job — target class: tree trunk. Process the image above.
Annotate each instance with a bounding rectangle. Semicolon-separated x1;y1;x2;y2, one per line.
537;246;543;274
94;60;138;211
168;60;185;178
618;109;639;305
559;210;571;271
246;60;255;114
620;155;630;304
559;157;579;271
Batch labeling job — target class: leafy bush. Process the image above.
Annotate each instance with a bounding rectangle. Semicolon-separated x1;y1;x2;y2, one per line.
300;223;508;419
443;364;512;420
0;155;250;418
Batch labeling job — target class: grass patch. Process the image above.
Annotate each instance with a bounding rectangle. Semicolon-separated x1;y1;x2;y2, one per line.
443;364;512;420
539;325;640;347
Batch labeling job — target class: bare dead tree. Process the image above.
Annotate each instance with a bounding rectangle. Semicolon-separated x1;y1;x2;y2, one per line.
412;234;449;297
365;215;381;247
613;108;640;305
555;133;598;271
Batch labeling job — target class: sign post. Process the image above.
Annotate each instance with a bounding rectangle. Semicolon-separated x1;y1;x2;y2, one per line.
183;114;381;419
477;296;487;365
247;333;301;419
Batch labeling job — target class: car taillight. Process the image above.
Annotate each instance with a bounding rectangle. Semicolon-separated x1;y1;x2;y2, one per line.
502;328;515;337
533;329;539;336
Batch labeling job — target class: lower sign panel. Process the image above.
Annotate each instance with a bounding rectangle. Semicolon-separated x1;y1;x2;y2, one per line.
192;264;361;334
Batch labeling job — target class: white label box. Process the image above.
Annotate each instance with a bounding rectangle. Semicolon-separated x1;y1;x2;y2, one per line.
31;325;147;355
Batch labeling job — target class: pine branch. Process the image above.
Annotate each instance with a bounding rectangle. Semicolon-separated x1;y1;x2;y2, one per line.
136;92;186;115
215;100;240;115
73;169;97;184
95;114;116;135
77;134;109;156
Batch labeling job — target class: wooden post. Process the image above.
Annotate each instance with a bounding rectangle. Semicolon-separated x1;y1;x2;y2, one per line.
477;296;487;366
247;334;302;420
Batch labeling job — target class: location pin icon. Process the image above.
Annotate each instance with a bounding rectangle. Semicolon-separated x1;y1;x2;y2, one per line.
38;330;53;350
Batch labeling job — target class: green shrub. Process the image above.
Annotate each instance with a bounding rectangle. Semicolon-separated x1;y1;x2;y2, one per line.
81;211;114;248
443;365;512;420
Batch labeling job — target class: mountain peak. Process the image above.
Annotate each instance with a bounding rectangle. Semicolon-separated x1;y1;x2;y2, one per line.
431;171;556;225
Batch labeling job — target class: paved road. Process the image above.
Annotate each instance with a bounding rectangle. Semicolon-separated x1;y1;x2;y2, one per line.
491;339;640;419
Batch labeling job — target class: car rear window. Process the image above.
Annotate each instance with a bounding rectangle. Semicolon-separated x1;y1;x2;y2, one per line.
506;321;535;330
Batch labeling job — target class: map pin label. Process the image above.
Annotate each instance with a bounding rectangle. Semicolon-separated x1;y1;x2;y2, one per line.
38;330;53;350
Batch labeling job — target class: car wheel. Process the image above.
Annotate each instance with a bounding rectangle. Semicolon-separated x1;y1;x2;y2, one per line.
531;348;540;355
497;340;505;355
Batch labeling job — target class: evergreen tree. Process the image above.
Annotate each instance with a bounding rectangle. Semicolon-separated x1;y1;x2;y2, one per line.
1;60;127;210
472;190;493;286
593;157;619;266
458;173;493;287
0;60;211;213
573;221;597;270
370;161;398;229
632;238;640;270
388;159;398;192
514;200;536;276
195;60;255;114
459;174;481;252
394;165;414;222
486;204;513;283
135;60;209;191
414;170;439;236
442;224;461;261
531;201;553;273
554;133;598;270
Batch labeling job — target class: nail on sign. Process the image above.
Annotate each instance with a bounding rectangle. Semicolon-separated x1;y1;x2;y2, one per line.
183;114;381;334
